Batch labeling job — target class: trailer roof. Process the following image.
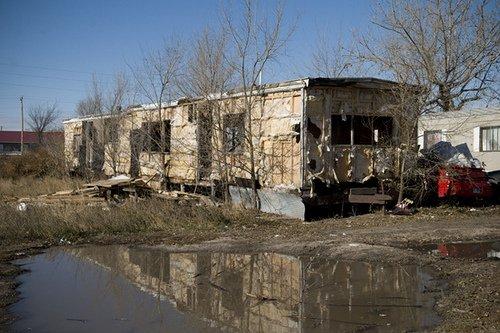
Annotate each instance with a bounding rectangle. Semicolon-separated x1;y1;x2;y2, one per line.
63;77;399;123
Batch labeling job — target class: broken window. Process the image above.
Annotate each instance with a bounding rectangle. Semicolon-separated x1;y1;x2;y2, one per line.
72;134;82;155
142;120;171;153
353;116;373;145
373;116;393;146
187;104;197;123
103;119;119;144
224;113;245;153
331;115;352;145
331;115;393;146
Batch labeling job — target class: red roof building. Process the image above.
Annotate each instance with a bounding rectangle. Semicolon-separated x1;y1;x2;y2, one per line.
0;131;63;155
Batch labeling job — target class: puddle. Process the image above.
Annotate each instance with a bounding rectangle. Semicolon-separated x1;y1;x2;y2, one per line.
418;240;500;259
10;246;440;332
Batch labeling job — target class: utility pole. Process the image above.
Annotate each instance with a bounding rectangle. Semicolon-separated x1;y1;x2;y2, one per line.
20;96;24;155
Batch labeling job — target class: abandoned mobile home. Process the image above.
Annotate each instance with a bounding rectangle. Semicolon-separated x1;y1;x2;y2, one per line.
64;77;409;219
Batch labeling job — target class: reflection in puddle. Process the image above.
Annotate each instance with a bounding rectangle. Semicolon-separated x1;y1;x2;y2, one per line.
422;240;500;259
11;246;440;332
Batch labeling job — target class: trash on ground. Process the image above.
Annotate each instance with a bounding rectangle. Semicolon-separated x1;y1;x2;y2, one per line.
17;175;215;207
391;198;415;215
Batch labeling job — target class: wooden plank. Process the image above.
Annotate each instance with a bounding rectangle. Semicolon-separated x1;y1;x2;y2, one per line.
52;189;75;196
349;187;377;195
84;178;131;188
348;194;391;204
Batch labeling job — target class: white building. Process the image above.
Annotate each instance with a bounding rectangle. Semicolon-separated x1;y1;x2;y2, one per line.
418;107;500;172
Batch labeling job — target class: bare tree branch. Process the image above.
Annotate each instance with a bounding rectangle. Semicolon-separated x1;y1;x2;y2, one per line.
358;0;499;112
28;102;59;144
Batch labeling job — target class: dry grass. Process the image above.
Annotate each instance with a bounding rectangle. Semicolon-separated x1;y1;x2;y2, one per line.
0;148;66;179
0;147;82;199
0;200;263;243
0;173;275;244
0;176;83;199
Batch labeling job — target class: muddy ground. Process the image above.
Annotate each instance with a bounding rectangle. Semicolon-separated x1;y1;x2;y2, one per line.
1;205;499;332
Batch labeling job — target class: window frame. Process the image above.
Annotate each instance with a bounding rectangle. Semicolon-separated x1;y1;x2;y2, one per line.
223;113;245;154
72;134;82;155
480;126;500;152
331;114;393;147
141;120;171;154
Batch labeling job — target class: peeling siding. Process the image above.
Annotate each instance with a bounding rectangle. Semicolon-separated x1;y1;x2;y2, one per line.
303;86;397;188
64;90;303;189
63;78;402;203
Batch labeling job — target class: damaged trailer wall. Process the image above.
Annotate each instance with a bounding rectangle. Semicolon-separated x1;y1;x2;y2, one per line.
303;86;397;190
63;78;407;220
64;89;303;191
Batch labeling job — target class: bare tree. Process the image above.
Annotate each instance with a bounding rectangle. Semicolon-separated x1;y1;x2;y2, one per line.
72;73;130;176
181;28;234;99
359;0;499;112
350;0;500;204
310;30;361;78
102;72;129;175
129;40;184;187
28;102;59;144
76;76;104;116
180;27;236;200
222;0;294;208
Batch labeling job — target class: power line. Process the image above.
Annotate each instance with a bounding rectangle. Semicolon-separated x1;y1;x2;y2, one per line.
0;96;76;103
0;62;114;76
0;82;85;93
0;71;99;83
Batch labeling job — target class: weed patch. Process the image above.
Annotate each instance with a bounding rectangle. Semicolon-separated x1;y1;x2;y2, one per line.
0;200;259;243
0;176;83;199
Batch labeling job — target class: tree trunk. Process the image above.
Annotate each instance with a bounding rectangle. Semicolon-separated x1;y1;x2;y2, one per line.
159;107;166;189
397;149;406;204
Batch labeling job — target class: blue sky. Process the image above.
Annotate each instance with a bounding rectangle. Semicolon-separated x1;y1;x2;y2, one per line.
0;0;373;130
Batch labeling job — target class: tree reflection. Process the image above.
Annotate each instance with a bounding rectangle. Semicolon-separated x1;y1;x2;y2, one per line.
67;246;439;332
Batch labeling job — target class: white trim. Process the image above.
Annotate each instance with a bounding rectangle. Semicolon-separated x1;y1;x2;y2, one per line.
473;126;480;152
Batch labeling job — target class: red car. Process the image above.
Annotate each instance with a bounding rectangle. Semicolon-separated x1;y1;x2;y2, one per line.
437;166;494;199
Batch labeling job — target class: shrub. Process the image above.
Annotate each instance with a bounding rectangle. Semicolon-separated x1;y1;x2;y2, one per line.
0;176;83;198
0;148;67;179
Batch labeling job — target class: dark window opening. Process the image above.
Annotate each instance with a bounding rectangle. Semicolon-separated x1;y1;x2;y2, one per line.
353;116;373;145
331;115;351;145
292;123;301;143
373;116;393;146
224;113;245;153
142;120;171;153
187;104;197;123
73;134;82;155
104;119;119;144
331;115;393;146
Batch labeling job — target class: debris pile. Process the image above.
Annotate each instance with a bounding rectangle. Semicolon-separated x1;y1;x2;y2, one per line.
17;174;216;207
152;191;216;206
423;141;481;168
17;175;152;206
391;198;415;215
